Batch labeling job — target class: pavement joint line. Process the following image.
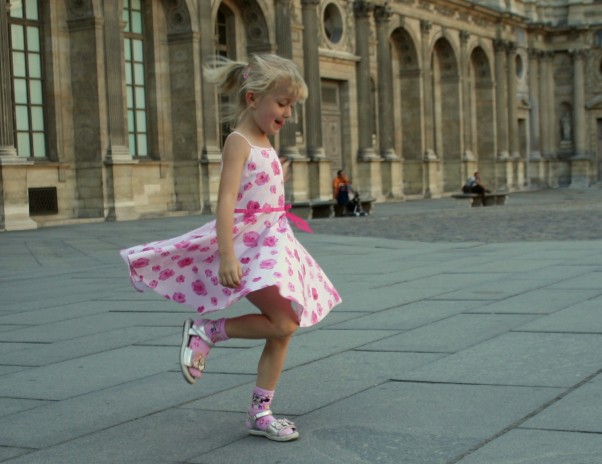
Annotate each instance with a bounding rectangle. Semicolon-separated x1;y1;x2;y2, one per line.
446;366;602;464
391;379;567;389
511;330;602;335
517;426;602;436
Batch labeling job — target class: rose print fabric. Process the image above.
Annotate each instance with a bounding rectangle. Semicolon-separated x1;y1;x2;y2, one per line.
120;135;341;327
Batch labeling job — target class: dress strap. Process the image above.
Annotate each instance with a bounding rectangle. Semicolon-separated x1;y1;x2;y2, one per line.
228;131;253;147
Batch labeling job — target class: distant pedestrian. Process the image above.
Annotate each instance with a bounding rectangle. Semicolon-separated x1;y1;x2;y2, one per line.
120;54;341;442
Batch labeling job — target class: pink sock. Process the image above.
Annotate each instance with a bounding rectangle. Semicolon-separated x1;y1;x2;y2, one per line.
249;386;276;431
195;318;229;344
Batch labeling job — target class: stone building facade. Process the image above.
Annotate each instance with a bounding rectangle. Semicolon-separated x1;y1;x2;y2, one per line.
1;0;601;231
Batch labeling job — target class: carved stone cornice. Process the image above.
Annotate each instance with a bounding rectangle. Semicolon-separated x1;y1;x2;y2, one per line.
353;0;374;18
301;0;321;6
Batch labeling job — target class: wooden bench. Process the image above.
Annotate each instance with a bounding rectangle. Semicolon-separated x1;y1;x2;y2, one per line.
451;192;508;207
290;199;336;219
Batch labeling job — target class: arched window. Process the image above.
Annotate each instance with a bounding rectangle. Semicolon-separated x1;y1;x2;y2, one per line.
123;0;148;157
9;0;46;158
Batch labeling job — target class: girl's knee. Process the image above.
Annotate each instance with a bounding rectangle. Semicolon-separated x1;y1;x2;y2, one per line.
271;317;299;339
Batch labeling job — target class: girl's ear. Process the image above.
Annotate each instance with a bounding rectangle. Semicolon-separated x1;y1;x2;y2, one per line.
245;91;257;108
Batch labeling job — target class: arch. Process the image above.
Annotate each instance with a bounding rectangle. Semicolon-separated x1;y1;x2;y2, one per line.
469;46;496;184
432;37;462;192
213;0;271;55
391;26;423;194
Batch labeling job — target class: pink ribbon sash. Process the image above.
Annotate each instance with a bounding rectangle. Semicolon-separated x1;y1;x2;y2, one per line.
234;205;313;233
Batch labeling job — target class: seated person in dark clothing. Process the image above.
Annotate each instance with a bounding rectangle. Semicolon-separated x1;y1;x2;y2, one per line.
462;171;490;195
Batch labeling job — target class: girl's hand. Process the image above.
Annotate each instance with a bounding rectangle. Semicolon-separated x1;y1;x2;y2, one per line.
280;157;291;182
218;255;243;288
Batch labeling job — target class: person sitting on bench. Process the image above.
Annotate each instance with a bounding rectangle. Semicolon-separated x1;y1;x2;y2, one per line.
462;171;491;195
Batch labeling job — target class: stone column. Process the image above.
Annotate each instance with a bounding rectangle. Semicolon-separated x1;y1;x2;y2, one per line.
374;4;396;160
543;51;558;186
353;0;378;160
528;49;541;160
421;20;436;161
67;6;107;219
459;30;475;167
103;1;129;161
539;52;551;158
374;4;401;199
275;0;301;160
102;1;137;222
198;0;222;212
494;39;509;160
506;42;520;159
528;49;545;187
301;0;324;160
570;49;589;187
572;49;586;158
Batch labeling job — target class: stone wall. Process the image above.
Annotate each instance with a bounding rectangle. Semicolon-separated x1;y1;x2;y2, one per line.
1;0;601;230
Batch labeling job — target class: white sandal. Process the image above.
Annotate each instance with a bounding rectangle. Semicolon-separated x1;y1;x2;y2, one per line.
179;319;214;385
246;410;300;442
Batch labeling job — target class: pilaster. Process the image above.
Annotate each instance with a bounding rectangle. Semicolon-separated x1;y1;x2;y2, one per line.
353;0;378;160
528;49;541;161
421;20;437;160
374;4;397;160
493;39;509;160
275;0;302;160
571;49;587;158
506;42;520;159
301;0;325;161
460;30;474;162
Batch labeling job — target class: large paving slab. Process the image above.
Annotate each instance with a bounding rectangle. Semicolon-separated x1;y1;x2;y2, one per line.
521;372;602;434
456;429;602;464
399;332;602;387
360;313;537;353
190;381;561;464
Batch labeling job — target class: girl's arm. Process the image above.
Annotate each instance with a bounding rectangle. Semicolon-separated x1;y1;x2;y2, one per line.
216;135;248;288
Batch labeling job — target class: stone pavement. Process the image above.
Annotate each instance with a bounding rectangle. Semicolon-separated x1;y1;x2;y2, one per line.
1;188;602;464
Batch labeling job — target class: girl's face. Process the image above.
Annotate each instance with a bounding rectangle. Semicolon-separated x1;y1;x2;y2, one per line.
249;81;297;136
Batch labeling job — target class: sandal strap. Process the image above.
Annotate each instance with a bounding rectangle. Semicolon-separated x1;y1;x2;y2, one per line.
188;323;215;347
252;409;273;420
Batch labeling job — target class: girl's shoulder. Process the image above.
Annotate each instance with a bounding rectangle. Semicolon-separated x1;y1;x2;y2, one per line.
228;131;274;151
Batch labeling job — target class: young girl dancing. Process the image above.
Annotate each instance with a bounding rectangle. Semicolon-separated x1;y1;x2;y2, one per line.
121;54;341;442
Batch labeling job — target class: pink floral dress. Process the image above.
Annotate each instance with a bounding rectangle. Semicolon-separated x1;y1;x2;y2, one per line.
120;135;341;327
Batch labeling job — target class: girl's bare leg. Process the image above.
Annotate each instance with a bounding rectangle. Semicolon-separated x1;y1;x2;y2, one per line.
228;286;299;390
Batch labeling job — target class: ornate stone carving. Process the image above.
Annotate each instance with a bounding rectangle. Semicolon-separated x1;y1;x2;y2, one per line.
459;30;470;44
165;0;192;34
353;0;374;18
373;4;392;24
241;2;269;50
66;0;95;20
420;20;432;35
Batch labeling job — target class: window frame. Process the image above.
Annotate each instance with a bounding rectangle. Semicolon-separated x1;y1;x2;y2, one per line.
8;0;48;159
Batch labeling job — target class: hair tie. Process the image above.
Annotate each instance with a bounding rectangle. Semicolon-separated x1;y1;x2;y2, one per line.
242;65;251;81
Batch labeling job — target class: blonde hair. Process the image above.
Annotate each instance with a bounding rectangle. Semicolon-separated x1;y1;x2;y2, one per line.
203;54;308;128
